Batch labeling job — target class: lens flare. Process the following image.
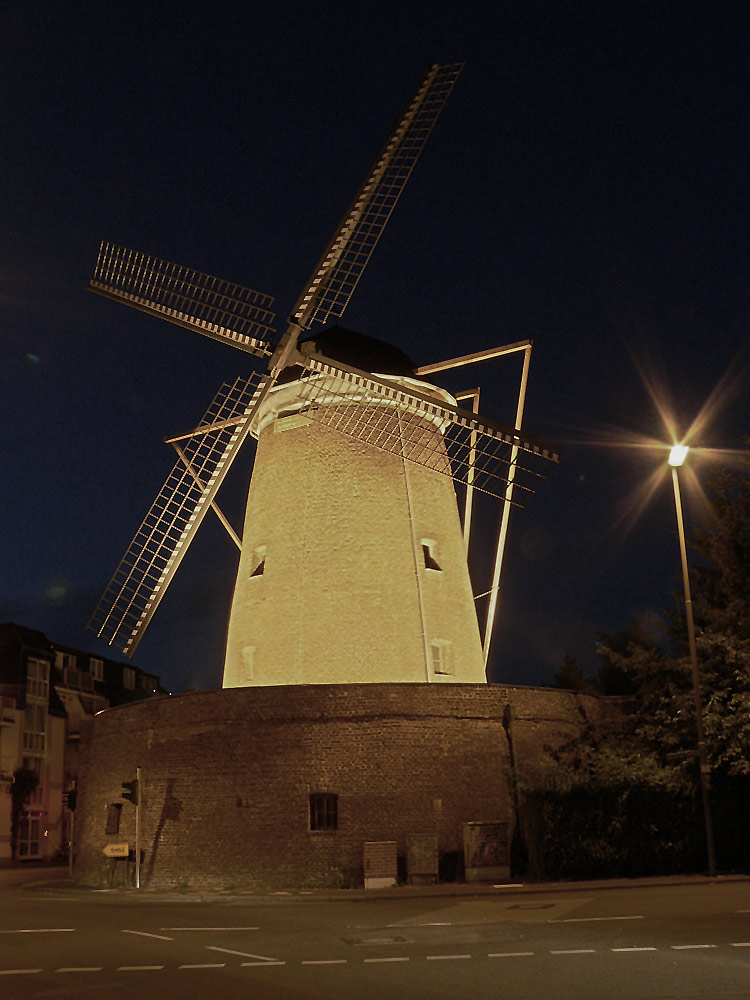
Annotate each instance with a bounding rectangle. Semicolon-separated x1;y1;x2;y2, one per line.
561;353;747;541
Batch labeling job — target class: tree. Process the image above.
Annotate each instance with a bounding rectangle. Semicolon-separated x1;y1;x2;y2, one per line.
523;446;750;877
10;767;39;861
551;653;597;693
684;457;750;777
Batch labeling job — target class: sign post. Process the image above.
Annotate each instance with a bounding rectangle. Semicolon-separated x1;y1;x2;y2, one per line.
134;766;141;889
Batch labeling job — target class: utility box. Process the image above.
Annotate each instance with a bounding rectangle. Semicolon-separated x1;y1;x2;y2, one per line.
364;840;397;889
406;835;438;885
462;821;510;883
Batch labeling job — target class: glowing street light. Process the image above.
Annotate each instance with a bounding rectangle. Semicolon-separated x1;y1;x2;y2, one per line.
668;443;716;877
668;444;689;468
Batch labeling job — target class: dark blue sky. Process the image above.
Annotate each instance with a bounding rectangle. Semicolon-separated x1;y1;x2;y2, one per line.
3;2;747;693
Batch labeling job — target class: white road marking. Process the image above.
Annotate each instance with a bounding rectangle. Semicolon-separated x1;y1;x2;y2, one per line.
552;915;644;923
0;928;75;933
611;947;657;952
387;921;448;927
550;949;597;955
731;942;750;947
207;947;280;960
163;926;258;931
123;929;174;941
671;944;716;950
364;957;410;963
56;966;102;972
241;961;287;966
0;969;42;976
179;963;225;969
302;959;348;965
488;951;534;958
426;954;471;960
118;965;166;971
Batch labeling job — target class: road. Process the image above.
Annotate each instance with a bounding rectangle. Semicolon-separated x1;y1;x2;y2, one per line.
1;867;749;998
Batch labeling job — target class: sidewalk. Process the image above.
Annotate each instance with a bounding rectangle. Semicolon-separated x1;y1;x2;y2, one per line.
4;863;748;904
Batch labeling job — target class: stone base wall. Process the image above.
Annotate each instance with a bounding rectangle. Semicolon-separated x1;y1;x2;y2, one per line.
74;682;608;889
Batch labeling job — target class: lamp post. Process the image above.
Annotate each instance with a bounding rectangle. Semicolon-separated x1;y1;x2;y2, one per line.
668;444;716;877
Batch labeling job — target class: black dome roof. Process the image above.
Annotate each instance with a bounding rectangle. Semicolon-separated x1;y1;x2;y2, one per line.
285;326;418;379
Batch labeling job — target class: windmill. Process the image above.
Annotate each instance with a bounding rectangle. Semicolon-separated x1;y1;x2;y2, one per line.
87;63;560;686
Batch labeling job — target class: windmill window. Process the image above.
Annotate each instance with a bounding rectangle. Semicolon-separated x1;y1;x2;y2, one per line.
250;545;266;578
105;803;122;835
430;640;454;676
241;645;255;682
275;412;312;433
422;539;442;571
309;792;338;832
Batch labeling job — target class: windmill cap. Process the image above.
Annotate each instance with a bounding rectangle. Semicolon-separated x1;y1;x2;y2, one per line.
284;326;419;380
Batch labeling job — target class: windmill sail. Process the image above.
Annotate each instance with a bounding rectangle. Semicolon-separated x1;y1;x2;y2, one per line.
90;242;277;358
296;353;560;502
88;63;468;656
88;374;267;655
289;62;464;331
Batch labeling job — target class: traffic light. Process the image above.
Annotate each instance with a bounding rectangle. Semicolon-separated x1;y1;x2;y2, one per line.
121;779;138;805
64;788;77;811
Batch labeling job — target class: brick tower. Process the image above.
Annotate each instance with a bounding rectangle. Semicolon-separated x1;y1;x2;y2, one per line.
223;329;486;687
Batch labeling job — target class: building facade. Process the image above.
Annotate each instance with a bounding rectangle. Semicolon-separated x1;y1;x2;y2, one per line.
0;623;165;862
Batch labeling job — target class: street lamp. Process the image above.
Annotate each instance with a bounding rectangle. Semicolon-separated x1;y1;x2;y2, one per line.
668;444;716;877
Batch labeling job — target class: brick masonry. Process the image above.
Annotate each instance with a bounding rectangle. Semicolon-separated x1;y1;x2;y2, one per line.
74;682;608;889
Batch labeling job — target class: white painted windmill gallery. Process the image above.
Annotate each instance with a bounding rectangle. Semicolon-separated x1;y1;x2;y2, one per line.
75;64;564;889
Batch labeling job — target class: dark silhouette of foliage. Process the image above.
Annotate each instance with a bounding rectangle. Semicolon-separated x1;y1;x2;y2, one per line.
551;653;598;693
525;445;750;877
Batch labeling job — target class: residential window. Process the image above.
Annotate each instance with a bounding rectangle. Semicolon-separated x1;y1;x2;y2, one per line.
105;803;122;835
23;703;46;753
17;814;42;857
55;651;77;672
22;756;44;805
309;792;338;831
26;658;49;700
421;539;442;571
430;639;454;676
122;667;135;690
90;657;104;682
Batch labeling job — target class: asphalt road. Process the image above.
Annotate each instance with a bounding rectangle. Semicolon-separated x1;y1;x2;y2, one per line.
1;867;749;998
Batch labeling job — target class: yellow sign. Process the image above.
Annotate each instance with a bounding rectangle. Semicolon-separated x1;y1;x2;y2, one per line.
102;842;129;858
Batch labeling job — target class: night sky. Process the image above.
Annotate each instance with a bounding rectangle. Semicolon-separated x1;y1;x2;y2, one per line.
3;2;747;694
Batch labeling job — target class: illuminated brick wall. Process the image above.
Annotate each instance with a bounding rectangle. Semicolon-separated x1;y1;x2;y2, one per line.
74;683;608;889
223;377;486;689
74;684;509;888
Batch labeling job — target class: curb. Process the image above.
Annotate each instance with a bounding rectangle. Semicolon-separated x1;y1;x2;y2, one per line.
12;871;750;904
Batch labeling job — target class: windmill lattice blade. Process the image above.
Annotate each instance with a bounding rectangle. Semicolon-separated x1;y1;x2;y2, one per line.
298;356;559;504
290;62;463;330
90;242;277;358
88;374;267;656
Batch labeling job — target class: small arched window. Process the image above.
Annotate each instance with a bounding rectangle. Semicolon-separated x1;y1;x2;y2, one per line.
421;539;442;571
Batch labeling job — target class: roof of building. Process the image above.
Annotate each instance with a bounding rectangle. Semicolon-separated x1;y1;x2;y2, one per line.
279;326;419;384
